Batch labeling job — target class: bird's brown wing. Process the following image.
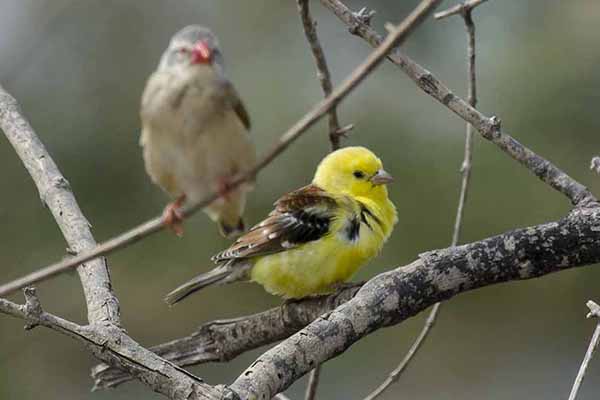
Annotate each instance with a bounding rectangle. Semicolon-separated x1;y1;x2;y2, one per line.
211;184;337;262
221;81;251;131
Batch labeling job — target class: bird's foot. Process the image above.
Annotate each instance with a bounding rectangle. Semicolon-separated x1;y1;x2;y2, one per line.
330;281;364;293
162;195;186;236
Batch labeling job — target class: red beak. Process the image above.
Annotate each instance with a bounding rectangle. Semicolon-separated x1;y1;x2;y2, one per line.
191;41;212;64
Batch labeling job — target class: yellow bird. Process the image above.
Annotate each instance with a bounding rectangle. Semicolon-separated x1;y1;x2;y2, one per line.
165;146;397;304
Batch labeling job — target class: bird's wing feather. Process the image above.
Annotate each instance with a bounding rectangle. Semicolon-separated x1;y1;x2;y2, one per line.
211;184;336;262
221;80;251;131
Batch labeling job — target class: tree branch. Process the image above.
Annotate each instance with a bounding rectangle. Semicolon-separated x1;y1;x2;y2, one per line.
568;300;600;400
0;288;227;400
434;0;490;20
319;0;597;208
590;156;600;174
297;0;352;151
0;84;120;324
0;0;442;297
91;286;361;389
364;6;484;398
296;0;355;393
230;206;600;399
0;85;232;399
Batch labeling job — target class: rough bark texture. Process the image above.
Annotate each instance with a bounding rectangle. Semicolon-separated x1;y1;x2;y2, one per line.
229;206;600;399
92;286;360;389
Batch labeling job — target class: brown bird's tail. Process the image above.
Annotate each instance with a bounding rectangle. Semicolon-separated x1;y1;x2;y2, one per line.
164;265;232;305
218;217;245;238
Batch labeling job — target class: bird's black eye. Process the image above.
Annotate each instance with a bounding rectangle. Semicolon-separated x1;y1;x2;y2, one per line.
353;170;365;179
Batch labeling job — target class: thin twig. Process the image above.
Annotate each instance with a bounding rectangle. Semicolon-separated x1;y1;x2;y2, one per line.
297;0;351;151
275;394;293;400
452;9;477;244
363;303;440;400
304;364;321;400
296;0;349;393
362;7;480;400
568;300;600;400
319;0;597;207
0;0;436;297
434;0;489;20
0;84;120;325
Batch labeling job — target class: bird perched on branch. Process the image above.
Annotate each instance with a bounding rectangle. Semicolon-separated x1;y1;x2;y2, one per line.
165;146;397;304
140;25;256;237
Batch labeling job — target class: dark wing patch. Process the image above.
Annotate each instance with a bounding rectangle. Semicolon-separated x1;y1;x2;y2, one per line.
212;184;336;262
222;81;251;130
342;216;360;242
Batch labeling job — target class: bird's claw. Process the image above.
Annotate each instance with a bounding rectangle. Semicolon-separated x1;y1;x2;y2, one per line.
162;195;186;236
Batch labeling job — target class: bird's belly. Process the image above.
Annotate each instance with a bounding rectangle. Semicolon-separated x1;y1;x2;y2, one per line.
181;113;254;202
250;238;371;299
142;108;254;203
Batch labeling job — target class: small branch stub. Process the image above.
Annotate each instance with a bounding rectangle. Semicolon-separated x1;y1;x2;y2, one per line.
23;287;43;330
590;157;600;175
350;7;376;34
586;300;600;319
434;0;490;20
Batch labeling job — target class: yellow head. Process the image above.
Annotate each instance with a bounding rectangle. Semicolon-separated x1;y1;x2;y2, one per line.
313;146;393;200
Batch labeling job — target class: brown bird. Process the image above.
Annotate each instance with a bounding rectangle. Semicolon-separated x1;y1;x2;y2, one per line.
140;25;256;237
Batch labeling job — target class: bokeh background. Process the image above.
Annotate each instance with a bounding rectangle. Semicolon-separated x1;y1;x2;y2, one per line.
1;1;600;399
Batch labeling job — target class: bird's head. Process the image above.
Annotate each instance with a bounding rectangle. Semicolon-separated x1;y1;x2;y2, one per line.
313;146;393;201
159;25;224;71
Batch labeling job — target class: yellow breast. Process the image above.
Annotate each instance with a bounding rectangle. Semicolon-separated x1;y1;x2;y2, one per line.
249;202;392;298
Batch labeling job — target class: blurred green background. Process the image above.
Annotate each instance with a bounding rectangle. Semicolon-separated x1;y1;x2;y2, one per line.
1;1;600;399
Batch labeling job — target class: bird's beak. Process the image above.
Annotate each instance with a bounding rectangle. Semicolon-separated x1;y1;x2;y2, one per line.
191;40;212;64
369;169;394;185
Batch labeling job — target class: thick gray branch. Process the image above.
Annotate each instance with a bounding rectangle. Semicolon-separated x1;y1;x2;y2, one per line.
94;209;600;397
319;0;597;207
230;206;600;398
0;84;120;325
91;286;360;389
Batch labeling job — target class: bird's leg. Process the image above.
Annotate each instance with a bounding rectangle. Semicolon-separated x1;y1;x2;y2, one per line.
215;177;234;201
162;194;187;236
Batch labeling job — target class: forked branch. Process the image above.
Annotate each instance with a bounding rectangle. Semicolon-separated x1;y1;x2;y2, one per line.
319;0;597;208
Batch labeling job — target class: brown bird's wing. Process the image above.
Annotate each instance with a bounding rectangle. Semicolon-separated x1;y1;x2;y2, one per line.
221;80;251;131
211;184;337;262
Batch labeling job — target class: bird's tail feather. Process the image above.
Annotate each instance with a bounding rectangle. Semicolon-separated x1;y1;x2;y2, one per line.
218;217;245;238
164;265;231;305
